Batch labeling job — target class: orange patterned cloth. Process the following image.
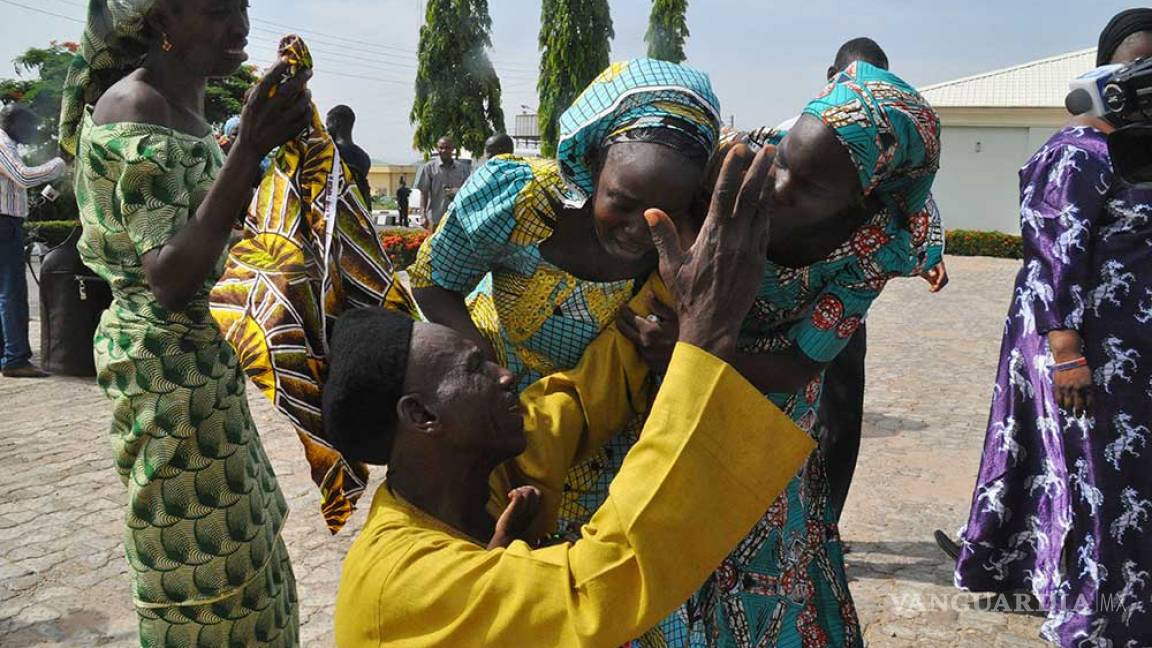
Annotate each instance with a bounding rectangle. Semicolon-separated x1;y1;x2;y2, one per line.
211;36;417;533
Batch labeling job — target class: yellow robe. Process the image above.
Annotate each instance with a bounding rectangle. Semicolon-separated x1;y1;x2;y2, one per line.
335;343;815;647
486;275;667;539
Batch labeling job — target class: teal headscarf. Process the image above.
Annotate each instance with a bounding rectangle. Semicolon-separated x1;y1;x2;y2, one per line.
801;61;941;217
59;0;160;154
555;58;722;203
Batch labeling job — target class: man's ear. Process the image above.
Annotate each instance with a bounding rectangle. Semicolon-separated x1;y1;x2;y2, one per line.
397;394;438;435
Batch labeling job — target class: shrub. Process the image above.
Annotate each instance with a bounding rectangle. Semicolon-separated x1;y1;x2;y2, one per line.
23;219;79;247
373;195;399;211
944;230;1023;260
378;227;429;270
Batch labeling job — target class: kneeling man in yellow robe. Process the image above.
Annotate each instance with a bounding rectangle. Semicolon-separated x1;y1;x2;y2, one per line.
329;146;815;647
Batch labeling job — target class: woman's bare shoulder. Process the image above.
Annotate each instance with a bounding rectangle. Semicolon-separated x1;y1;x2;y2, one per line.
91;73;172;128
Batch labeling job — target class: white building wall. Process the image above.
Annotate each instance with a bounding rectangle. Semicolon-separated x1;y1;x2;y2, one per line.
1027;127;1059;156
932;125;1058;233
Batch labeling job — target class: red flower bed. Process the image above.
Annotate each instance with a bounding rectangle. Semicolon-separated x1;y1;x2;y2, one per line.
378;228;429;270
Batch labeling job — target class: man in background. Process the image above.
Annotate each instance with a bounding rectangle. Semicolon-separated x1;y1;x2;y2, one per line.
484;132;514;160
827;37;889;83
326;105;374;205
219;116;240;154
0;104;65;379
395;176;412;228
415;135;471;231
775;38;890;132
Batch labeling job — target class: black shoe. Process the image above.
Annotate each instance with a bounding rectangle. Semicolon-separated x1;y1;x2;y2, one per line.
2;364;50;379
934;529;961;561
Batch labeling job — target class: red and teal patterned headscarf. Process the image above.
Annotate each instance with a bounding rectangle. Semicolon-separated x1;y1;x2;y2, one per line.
802;61;941;218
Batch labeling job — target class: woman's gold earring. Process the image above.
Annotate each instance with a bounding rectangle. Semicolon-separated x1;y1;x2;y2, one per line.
162;34;174;52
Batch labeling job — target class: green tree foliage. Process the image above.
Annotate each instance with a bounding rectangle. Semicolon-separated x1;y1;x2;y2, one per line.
645;0;689;63
537;0;614;156
0;42;81;220
0;41;76;163
411;0;506;159
207;64;260;126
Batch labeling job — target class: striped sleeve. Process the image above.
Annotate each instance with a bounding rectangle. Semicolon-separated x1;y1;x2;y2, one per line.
0;136;65;189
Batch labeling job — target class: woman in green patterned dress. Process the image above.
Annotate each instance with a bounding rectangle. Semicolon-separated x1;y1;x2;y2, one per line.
58;1;312;645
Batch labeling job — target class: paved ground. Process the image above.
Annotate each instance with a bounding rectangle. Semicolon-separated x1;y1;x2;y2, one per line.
844;256;1048;647
0;255;1048;647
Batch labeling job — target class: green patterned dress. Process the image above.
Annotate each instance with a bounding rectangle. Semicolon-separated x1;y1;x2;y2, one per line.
75;111;298;647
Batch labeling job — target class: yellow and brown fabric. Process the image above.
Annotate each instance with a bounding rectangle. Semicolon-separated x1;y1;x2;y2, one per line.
210;36;417;534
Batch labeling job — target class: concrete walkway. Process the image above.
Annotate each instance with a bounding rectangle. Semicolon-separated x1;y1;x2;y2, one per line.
0;255;1047;647
844;256;1046;647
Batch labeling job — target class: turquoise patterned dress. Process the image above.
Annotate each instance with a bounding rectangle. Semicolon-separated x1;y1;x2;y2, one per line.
647;61;944;648
671;199;942;648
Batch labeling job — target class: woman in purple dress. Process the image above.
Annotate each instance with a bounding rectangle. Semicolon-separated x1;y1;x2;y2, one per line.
954;11;1152;646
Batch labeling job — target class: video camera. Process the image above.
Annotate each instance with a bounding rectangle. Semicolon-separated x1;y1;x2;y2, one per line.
1066;58;1152;185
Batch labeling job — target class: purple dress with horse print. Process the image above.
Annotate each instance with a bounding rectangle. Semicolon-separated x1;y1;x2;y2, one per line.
955;126;1152;646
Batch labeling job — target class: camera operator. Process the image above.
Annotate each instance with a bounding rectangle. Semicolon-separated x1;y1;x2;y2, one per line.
0;103;65;379
946;9;1152;646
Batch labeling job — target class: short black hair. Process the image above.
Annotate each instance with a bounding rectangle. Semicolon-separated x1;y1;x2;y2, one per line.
485;133;515;157
0;103;35;132
322;308;414;465
327;104;355;126
832;37;889;73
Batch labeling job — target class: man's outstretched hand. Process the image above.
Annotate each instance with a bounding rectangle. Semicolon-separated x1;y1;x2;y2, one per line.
644;144;772;363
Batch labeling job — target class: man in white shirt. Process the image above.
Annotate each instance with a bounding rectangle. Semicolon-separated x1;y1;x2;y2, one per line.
0;104;65;378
